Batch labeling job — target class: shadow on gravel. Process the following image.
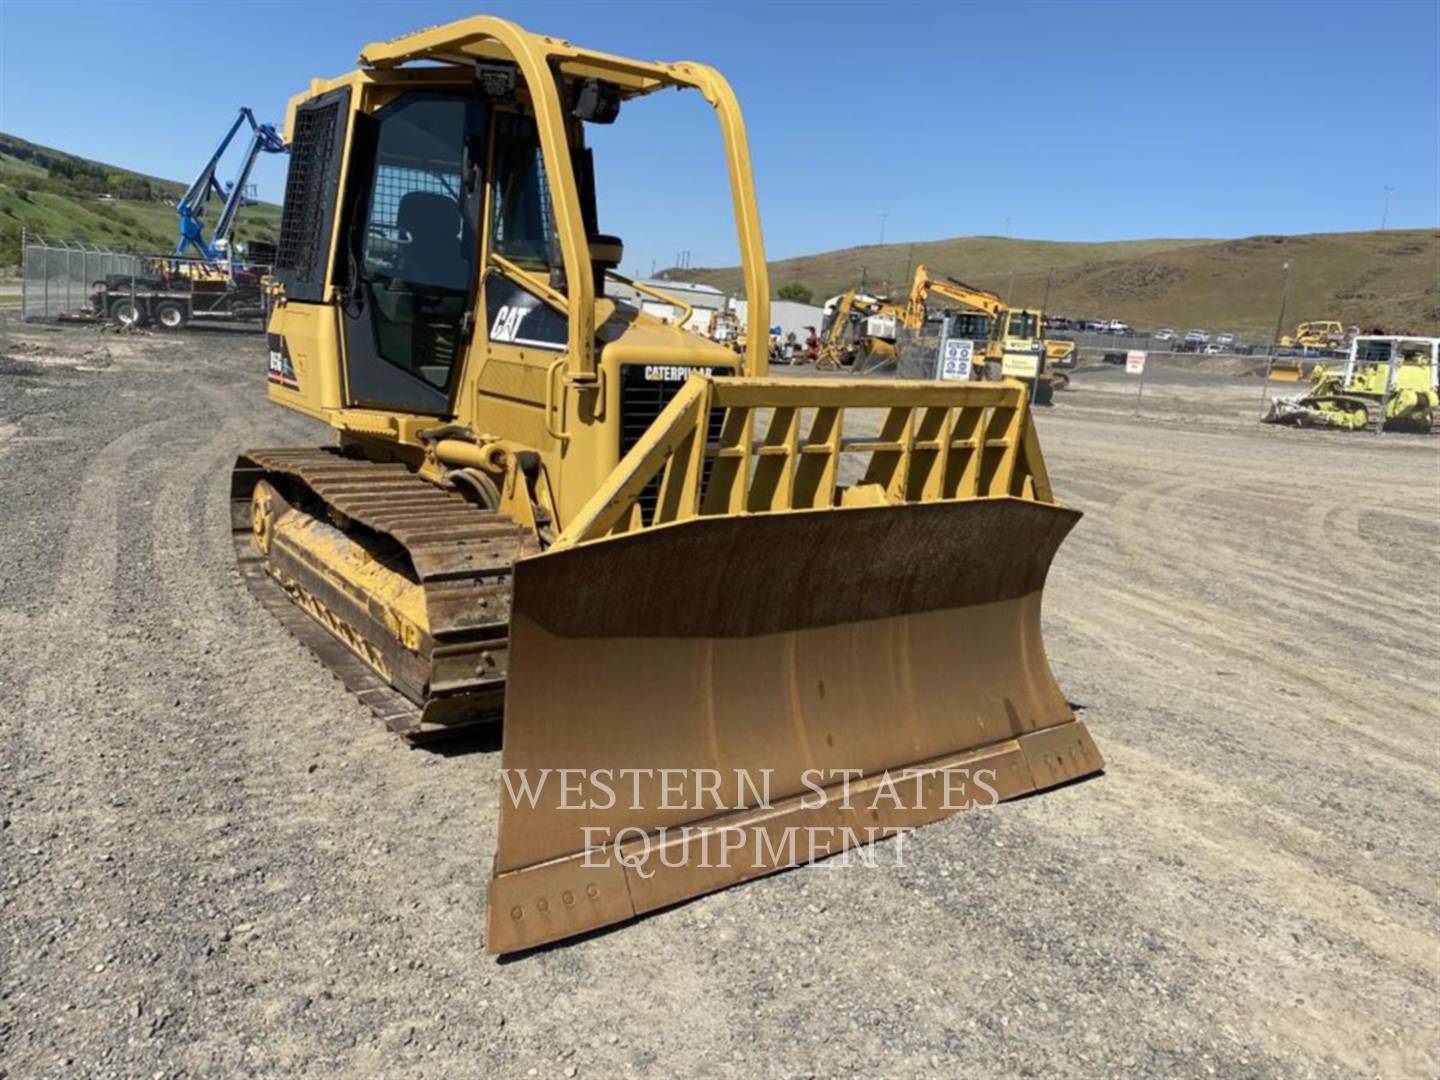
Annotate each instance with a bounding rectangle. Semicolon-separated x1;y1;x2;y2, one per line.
418;724;504;758
495;916;640;965
1005;769;1106;803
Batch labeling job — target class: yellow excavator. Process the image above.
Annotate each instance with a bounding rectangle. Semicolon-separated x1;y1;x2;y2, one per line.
900;267;1071;400
235;15;1100;954
816;288;901;369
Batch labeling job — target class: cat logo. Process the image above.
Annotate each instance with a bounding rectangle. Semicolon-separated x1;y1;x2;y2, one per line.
491;305;528;343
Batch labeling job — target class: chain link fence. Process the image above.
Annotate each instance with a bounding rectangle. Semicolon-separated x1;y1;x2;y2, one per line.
21;232;272;330
21;235;141;321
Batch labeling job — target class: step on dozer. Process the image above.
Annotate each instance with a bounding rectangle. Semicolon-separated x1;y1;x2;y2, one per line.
236;15;1102;954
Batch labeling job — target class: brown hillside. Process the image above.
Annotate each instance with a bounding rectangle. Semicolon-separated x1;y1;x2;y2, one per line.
671;229;1440;339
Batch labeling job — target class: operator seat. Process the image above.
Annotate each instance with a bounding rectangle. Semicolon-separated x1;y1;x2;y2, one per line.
395;191;471;290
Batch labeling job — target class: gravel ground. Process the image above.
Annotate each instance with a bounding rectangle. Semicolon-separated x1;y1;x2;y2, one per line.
2;324;1437;1078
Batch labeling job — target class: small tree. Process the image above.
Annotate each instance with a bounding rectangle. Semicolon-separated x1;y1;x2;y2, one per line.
776;283;813;304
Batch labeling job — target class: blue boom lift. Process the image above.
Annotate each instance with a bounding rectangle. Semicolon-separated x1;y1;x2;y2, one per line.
175;107;285;260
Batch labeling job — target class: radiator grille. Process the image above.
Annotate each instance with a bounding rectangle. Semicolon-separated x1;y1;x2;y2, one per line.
619;364;725;523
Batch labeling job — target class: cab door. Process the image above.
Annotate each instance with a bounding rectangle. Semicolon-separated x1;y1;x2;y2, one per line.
338;89;487;416
468;111;573;451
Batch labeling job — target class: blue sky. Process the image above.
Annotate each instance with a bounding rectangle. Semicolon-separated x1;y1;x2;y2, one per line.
2;1;1436;276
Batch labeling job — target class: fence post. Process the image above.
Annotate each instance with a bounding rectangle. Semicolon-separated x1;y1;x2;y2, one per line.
1256;352;1277;419
1374;348;1399;437
20;226;28;322
934;314;951;380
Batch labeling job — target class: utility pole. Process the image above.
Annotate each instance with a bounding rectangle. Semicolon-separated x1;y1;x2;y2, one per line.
1004;216;1011;238
1380;186;1394;230
903;244;915;290
1258;260;1293;419
1041;267;1054;317
878;213;888;246
1271;260;1293;351
860;265;868;292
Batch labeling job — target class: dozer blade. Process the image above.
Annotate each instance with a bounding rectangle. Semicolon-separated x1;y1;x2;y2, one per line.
488;496;1101;954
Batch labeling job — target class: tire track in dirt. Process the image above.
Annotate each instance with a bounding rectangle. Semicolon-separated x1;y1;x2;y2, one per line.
4;413;183;1075
1048;449;1440;933
1027;738;1440;1078
1040;468;1437;926
1142;479;1436;655
1103;475;1435;757
122;379;595;1073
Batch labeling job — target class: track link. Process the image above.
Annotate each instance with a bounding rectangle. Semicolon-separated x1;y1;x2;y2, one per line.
231;446;537;739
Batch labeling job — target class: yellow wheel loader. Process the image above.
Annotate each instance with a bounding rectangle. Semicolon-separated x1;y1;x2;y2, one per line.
235;15;1101;955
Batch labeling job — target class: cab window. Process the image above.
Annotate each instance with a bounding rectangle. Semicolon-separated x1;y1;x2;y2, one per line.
1007;312;1038;339
489;113;555;274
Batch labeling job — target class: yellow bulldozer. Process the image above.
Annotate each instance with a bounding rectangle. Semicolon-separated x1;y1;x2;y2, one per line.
234;15;1101;954
1270;320;1349;381
1264;335;1439;432
1279;320;1347;351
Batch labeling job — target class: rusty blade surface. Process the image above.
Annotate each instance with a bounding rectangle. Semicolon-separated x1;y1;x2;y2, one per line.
488;496;1101;954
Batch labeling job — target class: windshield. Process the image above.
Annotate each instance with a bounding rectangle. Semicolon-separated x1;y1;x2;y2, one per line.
1006;312;1039;339
951;312;989;339
1355;339;1394;364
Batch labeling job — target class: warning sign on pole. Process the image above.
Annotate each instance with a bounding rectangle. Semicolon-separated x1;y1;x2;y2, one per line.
1126;350;1147;374
938;338;974;381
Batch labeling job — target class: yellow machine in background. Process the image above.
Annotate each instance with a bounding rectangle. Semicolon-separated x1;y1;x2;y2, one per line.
900;266;1070;399
1264;335;1440;431
710;308;742;352
1280;320;1347;351
235;15;1100;954
819;268;1073;397
816;288;901;369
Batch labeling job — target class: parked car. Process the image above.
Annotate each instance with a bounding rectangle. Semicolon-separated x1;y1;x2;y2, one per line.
1085;320;1107;332
1103;319;1131;335
1216;332;1238;348
1152;328;1176;343
1202;343;1224;354
1184;329;1210;345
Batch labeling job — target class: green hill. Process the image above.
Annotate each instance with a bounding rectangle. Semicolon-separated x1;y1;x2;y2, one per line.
668;229;1440;339
0;132;282;269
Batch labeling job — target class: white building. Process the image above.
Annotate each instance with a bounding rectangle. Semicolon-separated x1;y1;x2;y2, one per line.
606;279;825;343
730;298;826;342
606;279;727;335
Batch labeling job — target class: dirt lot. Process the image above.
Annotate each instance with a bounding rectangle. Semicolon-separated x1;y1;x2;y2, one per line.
2;323;1437;1078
